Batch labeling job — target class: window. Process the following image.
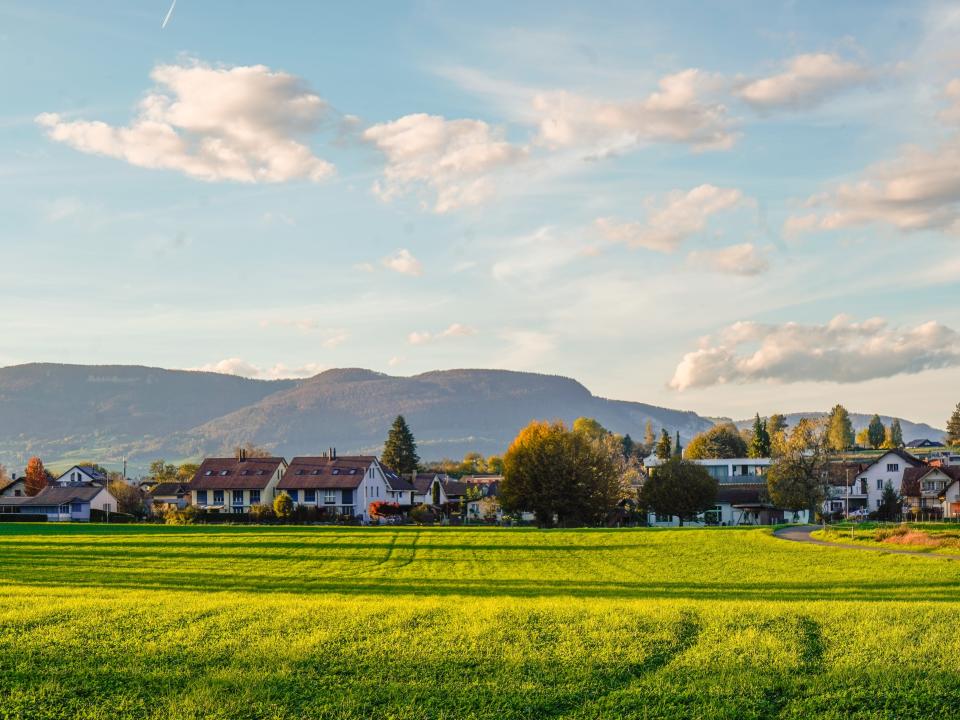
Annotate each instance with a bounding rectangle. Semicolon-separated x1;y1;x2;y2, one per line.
204;470;213;476
342;489;353;506
219;470;229;476
305;489;316;503
876;499;881;508
250;490;260;504
14;489;22;497
859;480;868;494
232;491;244;505
197;490;208;504
324;489;336;504
877;479;883;490
887;463;899;472
288;490;299;503
71;502;83;513
213;490;224;504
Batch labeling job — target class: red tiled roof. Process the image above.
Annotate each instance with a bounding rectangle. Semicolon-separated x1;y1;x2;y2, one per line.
191;457;286;490
902;465;960;497
278;456;374;490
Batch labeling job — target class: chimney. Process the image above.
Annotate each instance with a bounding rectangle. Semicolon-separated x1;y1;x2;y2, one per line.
239;448;247;462
332;447;336;459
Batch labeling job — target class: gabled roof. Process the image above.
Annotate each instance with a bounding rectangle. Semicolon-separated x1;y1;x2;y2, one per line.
191;457;286;490
442;479;469;498
278;456;374;490
57;465;108;483
412;473;442;493
23;485;111;506
856;449;923;476
379;464;415;492
0;477;25;494
150;482;190;497
902;465;960;497
906;439;945;448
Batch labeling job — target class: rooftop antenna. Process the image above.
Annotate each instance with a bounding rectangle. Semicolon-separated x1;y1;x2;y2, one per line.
161;0;177;29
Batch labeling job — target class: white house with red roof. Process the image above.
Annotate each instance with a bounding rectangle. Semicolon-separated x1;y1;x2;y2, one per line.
190;452;287;513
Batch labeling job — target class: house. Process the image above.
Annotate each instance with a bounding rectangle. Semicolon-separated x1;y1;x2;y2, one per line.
55;465;108;486
904;466;960;518
276;452;404;522
148;481;192;511
906;439;946;449
462;476;502;520
0;476;27;498
191;453;286;514
833;449;923;515
412;473;449;506
15;484;118;521
642;457;809;526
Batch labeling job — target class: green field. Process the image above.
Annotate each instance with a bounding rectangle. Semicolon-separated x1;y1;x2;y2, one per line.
1;525;959;719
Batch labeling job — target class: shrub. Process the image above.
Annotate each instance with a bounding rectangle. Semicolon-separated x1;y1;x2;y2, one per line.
163;505;198;525
409;505;435;525
369;501;402;520
248;504;275;523
875;524;910;541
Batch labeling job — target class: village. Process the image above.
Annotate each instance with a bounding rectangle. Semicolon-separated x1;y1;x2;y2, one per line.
2;408;959;529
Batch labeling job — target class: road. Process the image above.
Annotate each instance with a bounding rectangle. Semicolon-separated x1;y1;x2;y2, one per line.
773;525;960;560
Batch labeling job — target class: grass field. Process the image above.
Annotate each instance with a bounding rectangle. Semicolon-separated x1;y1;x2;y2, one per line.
815;522;960;555
2;524;960;719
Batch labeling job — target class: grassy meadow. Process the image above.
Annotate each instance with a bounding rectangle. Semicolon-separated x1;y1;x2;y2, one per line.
1;524;959;719
815;522;960;555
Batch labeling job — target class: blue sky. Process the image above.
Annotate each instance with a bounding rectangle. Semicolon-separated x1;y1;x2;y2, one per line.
2;0;959;427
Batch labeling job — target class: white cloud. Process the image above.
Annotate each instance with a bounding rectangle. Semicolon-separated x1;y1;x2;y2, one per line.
532;69;736;155
670;315;960;390
737;53;870;110
496;330;557;370
363;113;527;212
595;185;747;252
491;226;598;282
939;78;960;125
686;243;769;276
322;331;348;349
382;248;423;276
407;323;478;345
36;61;334;183
193;358;327;380
387;355;404;367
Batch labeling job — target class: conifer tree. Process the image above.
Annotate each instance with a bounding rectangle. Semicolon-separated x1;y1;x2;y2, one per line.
749;413;771;458
382;415;420;474
888;418;904;448
947;403;960;446
655;429;672;460
673;430;682;458
767;413;788;437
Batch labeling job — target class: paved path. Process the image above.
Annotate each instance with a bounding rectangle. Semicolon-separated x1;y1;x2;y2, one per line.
773;525;960;560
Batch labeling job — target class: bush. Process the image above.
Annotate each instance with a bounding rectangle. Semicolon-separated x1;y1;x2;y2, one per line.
248;504;275;522
875;524;910;541
90;509;136;524
163;505;198;525
410;505;435;525
0;513;47;522
369;501;402;520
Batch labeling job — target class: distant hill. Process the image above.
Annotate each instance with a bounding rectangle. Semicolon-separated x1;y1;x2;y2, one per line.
732;412;946;443
0;364;713;474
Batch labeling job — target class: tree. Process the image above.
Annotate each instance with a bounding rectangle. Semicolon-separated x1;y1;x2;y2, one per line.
875;481;902;521
273;492;293;520
748;414;771;458
24;457;49;497
826;404;854;452
655;429;672;460
499;420;626;527
639;458;718;526
767;413;788;437
685;423;748;460
176;463;200;482
888;419;904;448
620;434;635;460
486;455;504;474
108;479;146;516
0;463;9;486
867;414;886;450
573;417;608;443
948;402;960;446
643;421;656;452
855;427;870;447
382;415;420;474
767;419;829;515
673;431;682;458
149;460;178;483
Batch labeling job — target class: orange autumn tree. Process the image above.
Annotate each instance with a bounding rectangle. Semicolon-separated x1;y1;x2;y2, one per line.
24;457;49;496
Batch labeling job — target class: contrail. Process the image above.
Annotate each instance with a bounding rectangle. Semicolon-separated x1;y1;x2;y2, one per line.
161;0;177;29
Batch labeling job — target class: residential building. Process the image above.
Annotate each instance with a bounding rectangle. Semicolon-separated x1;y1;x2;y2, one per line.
277;452;406;522
847;449;923;513
642;457;808;526
8;484;118;521
412;473;449;506
191;454;286;514
905;439;946;449
0;476;27;498
904;466;960;518
148;481;192;511
55;465;108;486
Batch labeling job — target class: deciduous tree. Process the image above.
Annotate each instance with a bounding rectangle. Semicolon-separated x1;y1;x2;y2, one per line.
767;413;788;437
888;419;904;448
24;457;49;497
639;458;718;526
948;402;960;446
108;479;146;516
382;415;420;474
767;419;829;515
867;414;886;450
273;491;293;520
826;404;854;452
643;421;656;452
685;423;748;459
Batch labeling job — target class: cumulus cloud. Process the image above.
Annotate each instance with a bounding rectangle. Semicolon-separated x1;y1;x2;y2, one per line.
194;358;327;380
686;243;769;275
669;316;960;390
363;113;527;213
36;61;333;183
533;69;735;154
382;248;423;276
736;53;870;110
407;323;478;345
595;185;747;252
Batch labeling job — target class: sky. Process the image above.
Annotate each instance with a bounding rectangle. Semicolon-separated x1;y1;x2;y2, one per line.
1;0;959;427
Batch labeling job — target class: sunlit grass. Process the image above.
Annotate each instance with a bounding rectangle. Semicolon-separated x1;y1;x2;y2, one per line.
1;523;959;719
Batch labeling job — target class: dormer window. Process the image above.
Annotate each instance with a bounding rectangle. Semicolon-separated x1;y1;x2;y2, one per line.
219;470;229;476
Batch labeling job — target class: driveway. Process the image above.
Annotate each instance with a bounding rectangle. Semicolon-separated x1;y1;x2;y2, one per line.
773;525;960;560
